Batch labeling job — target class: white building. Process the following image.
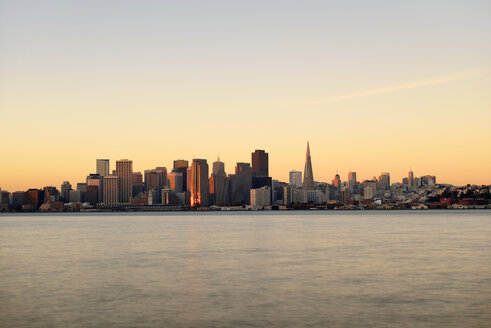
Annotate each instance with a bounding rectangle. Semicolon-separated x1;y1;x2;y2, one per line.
250;186;271;207
289;170;302;188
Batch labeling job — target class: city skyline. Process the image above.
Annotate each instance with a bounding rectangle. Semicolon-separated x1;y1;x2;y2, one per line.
0;141;487;192
1;1;490;190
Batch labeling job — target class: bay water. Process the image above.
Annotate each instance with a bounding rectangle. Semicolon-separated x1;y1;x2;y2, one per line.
1;210;490;327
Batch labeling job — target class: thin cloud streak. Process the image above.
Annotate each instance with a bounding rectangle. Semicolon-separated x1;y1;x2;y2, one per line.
283;70;490;107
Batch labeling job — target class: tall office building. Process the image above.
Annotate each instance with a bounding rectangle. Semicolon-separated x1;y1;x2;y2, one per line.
96;159;110;177
251;149;268;177
12;191;26;210
302;142;315;191
173;160;189;192
60;181;72;202
348;171;357;184
145;169;163;203
132;172;144;196
103;175;119;205
116;159;133;203
408;170;414;187
250;186;271;207
289;170;302;188
168;172;184;193
379;172;391;190
190;159;209;207
76;183;87;203
210;173;229;206
229;162;252;205
212;156;225;175
332;174;341;188
210;156;228;206
86;174;103;203
155;167;168;188
43;186;59;203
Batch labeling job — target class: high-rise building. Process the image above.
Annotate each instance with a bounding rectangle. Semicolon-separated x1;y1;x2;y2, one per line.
132;172;144;197
229;162;252;205
103;175;119;205
43;186;59;203
212;156;225;176
61;181;72;202
96;159;110;177
348;171;357;184
145;169;163;203
12;191;25;210
25;189;43;209
173;160;189;192
77;183;87;203
155;167;168;188
289;170;302;188
87;174;103;203
190;159;209;207
408;170;414;187
379;172;390;190
86;185;99;206
116;159;133;203
210;157;228;206
302;142;314;190
210;173;229;206
251;149;268;177
363;180;377;199
250;186;271;207
332;174;341;188
0;190;9;211
168;172;184;193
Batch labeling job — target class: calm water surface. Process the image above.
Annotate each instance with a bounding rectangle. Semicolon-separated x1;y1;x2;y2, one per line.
0;210;490;327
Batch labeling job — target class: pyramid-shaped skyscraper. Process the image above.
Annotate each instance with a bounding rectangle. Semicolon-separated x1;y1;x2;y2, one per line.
302;142;315;190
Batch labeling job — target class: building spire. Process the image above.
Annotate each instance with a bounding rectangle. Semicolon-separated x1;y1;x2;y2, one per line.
302;142;315;190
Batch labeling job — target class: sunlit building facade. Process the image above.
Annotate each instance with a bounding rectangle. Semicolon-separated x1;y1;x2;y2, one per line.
190;159;209;207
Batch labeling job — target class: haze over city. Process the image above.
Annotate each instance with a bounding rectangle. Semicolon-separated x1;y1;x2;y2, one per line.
1;1;490;191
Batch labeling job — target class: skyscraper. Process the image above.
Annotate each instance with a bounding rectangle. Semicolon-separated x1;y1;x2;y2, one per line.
173;160;189;192
168;172;184;193
229;162;252;205
379;172;391;190
145;169;163;203
60;181;72;202
210;156;228;206
289;170;302;188
408;170;414;187
132;172;144;196
348;171;357;184
302;142;314;190
332;174;341;188
190;159;209;207
103;175;119;205
96;159;110;177
87;174;103;203
116;159;133;203
251;149;268;177
212;156;225;175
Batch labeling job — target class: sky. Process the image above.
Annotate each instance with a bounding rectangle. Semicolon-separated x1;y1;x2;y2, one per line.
1;0;490;191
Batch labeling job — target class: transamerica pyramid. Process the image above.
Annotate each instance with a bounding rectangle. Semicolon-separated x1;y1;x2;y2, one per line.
302;142;315;190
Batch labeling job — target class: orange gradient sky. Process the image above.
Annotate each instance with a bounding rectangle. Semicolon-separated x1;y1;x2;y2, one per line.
1;1;490;191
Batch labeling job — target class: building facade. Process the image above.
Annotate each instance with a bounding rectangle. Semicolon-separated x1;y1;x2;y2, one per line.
190;159;209;207
116;159;133;203
96;159;110;177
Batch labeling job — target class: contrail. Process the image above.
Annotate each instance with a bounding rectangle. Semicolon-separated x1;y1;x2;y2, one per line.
283;69;490;107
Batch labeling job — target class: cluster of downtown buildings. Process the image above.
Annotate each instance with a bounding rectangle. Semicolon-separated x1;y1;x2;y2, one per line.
1;143;490;212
